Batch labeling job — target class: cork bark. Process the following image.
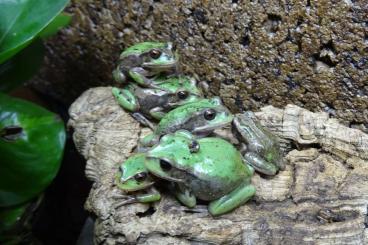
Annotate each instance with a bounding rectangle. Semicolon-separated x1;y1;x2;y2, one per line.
68;87;368;244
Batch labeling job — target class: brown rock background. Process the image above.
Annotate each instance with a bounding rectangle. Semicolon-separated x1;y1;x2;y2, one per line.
31;0;368;127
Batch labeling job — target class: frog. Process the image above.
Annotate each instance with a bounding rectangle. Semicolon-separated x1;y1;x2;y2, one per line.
139;97;234;148
111;75;203;129
144;130;256;216
112;42;178;88
232;112;285;175
114;153;161;207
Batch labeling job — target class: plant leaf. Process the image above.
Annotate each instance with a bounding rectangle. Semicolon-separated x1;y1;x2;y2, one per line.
0;93;66;207
0;39;45;92
38;13;71;39
0;0;69;64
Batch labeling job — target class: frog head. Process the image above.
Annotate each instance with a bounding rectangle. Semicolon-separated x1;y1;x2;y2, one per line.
116;154;155;192
121;42;178;71
161;76;203;107
145;131;199;182
156;97;234;137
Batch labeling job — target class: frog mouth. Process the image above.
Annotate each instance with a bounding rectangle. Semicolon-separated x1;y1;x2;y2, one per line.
145;156;184;183
115;173;155;192
192;120;233;135
142;60;177;70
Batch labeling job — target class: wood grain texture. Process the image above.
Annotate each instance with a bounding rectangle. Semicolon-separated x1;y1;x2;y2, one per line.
69;87;368;244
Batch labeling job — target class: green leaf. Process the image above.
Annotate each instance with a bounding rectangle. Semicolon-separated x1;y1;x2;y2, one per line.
0;0;69;64
38;13;71;39
0;39;45;92
0;93;66;207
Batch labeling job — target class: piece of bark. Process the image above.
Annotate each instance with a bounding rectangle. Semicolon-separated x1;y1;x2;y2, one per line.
68;87;368;244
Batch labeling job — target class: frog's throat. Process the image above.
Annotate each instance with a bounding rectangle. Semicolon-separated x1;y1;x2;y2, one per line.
145;157;184;183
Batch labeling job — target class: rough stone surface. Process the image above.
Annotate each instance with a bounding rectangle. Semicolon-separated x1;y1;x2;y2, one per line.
68;87;368;244
32;0;368;130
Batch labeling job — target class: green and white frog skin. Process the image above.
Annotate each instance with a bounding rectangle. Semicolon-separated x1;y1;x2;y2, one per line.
232;112;285;175
145;130;256;216
114;153;161;207
112;42;178;88
111;75;203;128
139;97;234;147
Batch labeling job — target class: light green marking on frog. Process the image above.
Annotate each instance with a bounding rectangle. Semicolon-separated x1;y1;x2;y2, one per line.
112;42;178;88
145;130;256;216
114;153;161;206
112;75;203;127
139;97;234;148
233;112;285;175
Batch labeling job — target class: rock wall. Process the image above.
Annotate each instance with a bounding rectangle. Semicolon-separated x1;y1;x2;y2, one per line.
32;0;367;129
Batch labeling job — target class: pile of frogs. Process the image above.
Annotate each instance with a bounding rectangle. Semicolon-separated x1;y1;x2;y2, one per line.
111;42;284;216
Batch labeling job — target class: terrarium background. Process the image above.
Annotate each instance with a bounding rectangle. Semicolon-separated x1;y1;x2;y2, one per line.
30;0;368;129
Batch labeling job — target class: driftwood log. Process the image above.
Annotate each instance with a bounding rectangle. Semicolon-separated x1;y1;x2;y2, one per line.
68;87;368;244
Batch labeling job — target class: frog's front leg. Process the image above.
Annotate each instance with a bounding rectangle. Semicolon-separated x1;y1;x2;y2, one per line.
149;107;166;120
113;187;161;208
129;68;160;88
243;152;277;175
112;87;139;112
208;181;255;216
172;183;197;208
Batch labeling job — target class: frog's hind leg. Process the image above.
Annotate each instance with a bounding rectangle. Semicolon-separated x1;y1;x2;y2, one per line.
208;181;255;216
112;87;138;111
244;152;277;175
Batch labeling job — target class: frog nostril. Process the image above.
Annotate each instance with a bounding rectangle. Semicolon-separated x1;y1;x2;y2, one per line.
160;160;172;171
204;109;216;120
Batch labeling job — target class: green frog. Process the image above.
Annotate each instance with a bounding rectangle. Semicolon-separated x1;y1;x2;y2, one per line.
112;42;178;88
112;75;203;128
114;153;161;207
232;112;284;175
145;130;256;216
139;97;234;147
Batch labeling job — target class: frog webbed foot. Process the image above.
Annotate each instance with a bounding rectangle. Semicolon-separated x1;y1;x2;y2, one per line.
112;188;161;208
113;68;127;83
131;112;156;130
208;181;255;216
112;193;139;208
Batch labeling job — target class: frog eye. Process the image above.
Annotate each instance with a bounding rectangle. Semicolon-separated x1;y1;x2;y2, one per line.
189;140;200;153
0;126;23;141
160;159;172;171
177;90;189;100
134;172;148;182
204;109;216;120
149;49;162;59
